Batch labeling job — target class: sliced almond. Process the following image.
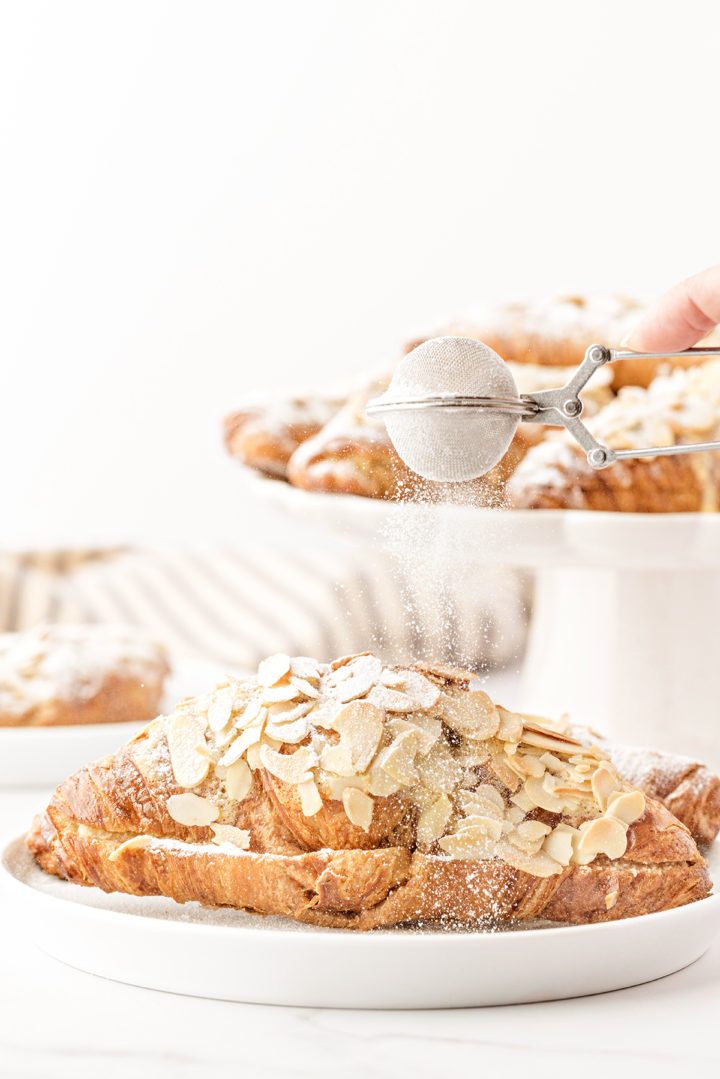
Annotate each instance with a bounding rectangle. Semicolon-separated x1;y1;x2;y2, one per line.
397;716;442;759
220;714;266;766
225;758;253;801
415;795;452;844
520;727;581;754
523;774;565;812
342;787;374;832
606;789;646;825
473;782;506;811
376;729;419;785
367;761;403;797
207;686;235;732
496;707;524;742
605;888;619;910
290;676;320;699
333;700;385;772
257;653;292;687
291;656;322;681
323;774;369;801
505;805;525;825
496;841;563;878
298;777;323;816
591;761;621;811
267;700;314;726
456;814;503;842
265;713;311;744
367;685;417;713
440;690;500;740
543;824;577;867
407;783;440;811
262;682;303;704
326;654;382;703
438;828;497;859
234;697;265;730
260;743;317;785
167;713;210;789
397;670;441;711
321;742;356;777
416;741;462;794
214;721;239;750
211;824;250;849
538;751;565;773
330;651;373;670
166;792;220;827
506;752;545;779
510;788;535;813
245;742;262;770
380;668;408;687
575;816;628;864
488;756;521;792
108;835;152;862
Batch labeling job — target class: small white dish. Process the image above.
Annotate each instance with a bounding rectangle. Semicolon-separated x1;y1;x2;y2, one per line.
2;835;718;1008
0;654;232;788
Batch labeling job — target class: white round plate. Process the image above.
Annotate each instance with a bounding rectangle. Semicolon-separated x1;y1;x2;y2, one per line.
0;654;232;789
242;470;720;570
2;836;718;1008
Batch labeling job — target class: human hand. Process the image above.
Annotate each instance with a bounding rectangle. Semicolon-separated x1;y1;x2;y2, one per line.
623;265;720;352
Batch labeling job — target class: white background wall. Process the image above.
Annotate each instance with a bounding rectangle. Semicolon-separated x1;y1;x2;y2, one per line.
2;0;720;547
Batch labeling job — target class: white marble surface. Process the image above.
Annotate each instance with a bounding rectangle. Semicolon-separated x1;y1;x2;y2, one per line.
2;786;720;1079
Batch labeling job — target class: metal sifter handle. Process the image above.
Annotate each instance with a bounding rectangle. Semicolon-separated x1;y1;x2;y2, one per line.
524;345;720;469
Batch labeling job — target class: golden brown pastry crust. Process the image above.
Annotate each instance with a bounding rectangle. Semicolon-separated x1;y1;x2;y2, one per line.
410;295;719;390
223;395;343;479
0;625;169;728
604;743;720;845
28;658;711;929
509;441;709;512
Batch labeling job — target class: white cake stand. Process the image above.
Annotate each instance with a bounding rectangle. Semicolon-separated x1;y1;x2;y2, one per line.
245;474;720;769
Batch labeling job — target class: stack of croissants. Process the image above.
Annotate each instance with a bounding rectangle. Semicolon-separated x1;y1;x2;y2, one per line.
224;295;720;512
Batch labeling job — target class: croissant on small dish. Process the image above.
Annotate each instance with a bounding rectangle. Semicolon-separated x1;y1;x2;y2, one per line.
29;653;713;930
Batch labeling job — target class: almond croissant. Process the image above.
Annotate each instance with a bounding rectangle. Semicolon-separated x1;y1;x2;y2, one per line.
509;360;720;512
28;654;711;929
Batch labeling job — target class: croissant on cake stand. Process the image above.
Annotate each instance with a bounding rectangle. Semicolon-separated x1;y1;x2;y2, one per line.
29;653;713;930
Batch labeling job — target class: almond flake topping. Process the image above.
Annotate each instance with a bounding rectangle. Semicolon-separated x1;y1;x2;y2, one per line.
211;825;251;849
326;654;382;703
440;690;500;740
298;777;323;816
260;743;317;785
220;713;266;766
575;816;628;864
416;794;453;844
207;686;235;732
167;713;210;789
342;786;374;832
108;835;152;862
264;713;311;744
376;729;419;785
590;761;619;810
332;700;385;772
290;656;322;681
261;682;303;704
225;758;253;801
166;792;220;827
606;789;646;825
257;653;291;687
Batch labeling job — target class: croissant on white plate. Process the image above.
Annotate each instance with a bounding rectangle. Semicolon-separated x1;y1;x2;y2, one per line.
29;653;712;930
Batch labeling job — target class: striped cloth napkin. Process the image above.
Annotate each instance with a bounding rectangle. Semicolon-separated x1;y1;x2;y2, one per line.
0;546;528;672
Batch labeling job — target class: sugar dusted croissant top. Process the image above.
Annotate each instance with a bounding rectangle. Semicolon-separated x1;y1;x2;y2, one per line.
29;653;711;929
